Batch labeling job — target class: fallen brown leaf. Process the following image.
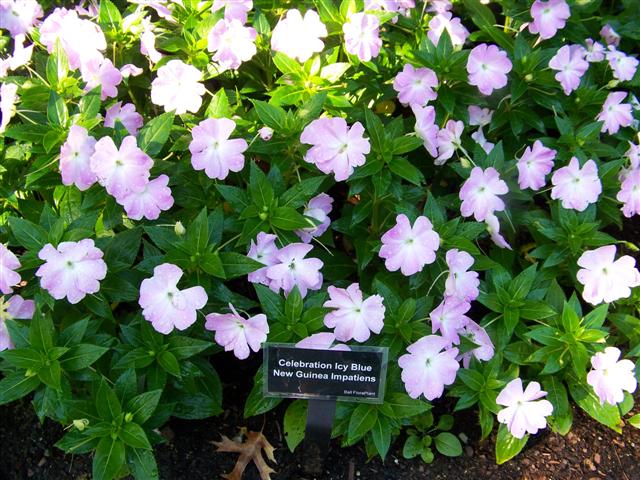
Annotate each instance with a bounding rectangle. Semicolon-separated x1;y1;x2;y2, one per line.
214;430;277;480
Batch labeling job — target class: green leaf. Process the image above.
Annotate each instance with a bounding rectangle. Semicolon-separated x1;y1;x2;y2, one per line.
98;0;122;29
371;416;392;460
93;437;126;480
206;88;231;118
347;404;378;443
219;252;263;279
186;207;210;253
434;432;462;457
392;136;424;155
138;111;174;156
285;286;303;322
629;414;640;429
126;390;162;424
249;162;274;208
284;400;308;452
543;377;572;435
402;435;423;459
252;100;287;131
270;206;313;230
388;158;424;185
29;314;55;352
47;91;68;126
96;381;122;421
244;370;282;417
167;336;212;360
0;372;41;405
127;447;159;480
364;109;386;155
119;422;151;450
280;176;326;208
0;348;43;370
55;430;99;454
272;52;306;77
37;360;62;390
157;351;181;377
379;392;431;418
46;41;68;88
255;284;285;320
9;217;49;250
60;344;109;371
200;252;226;278
568;381;622;433
495;424;528;464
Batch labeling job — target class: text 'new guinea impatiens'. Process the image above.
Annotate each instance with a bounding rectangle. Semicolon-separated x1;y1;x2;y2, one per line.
1;0;639;474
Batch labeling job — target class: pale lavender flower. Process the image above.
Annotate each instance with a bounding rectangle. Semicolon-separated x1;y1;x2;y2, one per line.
323;283;385;342
296;332;348;351
430;297;471;346
271;9;327;62
467;44;512;96
139;263;208;334
379;214;440;276
59;125;97;191
212;0;253;24
550;157;601;212
296;193;333;243
528;0;570;40
343;13;382;62
486;214;512;250
247;232;279;286
0;0;42;37
0;244;21;294
497;378;553;439
119;175;174;221
300;117;370;181
207;19;257;71
399;335;460;400
0;295;35;351
587;347;637;405
413;105;439;157
130;0;174;19
605;47;638;82
0;83;18;134
459;167;508;221
104;102;143;136
435;120;464;165
584;39;605;62
1;34;33;74
151;59;205;114
468;105;493;127
205;304;268;360
80;57;122;100
189;118;248;180
39;8;106;71
549;45;589;95
577;245;640;305
516;140;556;190
90;136;153;201
470;127;494;154
258;126;273;141
427;12;469;48
597;92;633;135
617;168;640;218
392;64;438;107
36;240;107;304
266;243;323;297
457;320;494;368
600;24;620;46
140;18;162;64
444;249;479;302
120;63;143;78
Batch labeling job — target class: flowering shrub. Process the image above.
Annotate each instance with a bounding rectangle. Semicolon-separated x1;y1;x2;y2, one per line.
1;0;640;477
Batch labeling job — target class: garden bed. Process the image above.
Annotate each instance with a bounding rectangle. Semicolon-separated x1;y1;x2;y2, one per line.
2;368;639;480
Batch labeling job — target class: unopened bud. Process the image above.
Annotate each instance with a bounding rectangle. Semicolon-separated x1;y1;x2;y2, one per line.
258;126;273;141
73;419;89;431
174;221;186;236
125;412;134;423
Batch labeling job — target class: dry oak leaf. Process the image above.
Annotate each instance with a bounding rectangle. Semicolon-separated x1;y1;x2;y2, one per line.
215;430;277;480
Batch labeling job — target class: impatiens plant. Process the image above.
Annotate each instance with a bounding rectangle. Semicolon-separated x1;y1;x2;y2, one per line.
1;0;640;478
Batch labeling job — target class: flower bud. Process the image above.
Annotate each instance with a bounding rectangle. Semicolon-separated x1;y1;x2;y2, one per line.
258;126;273;141
174;221;186;236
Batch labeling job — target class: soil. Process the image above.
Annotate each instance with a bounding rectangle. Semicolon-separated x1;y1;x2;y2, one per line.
1;359;640;480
